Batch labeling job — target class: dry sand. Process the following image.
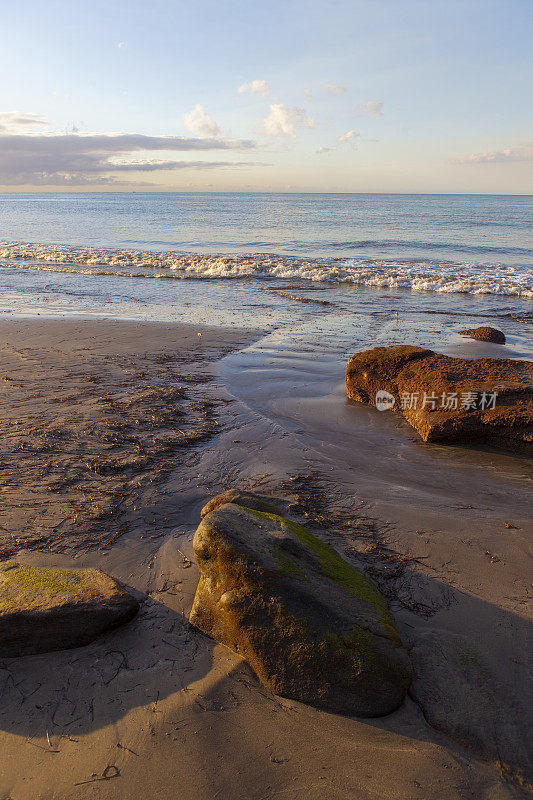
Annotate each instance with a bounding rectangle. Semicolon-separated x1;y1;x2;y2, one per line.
0;317;531;800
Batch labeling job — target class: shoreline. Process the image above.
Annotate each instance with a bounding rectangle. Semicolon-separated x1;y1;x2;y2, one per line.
0;316;531;799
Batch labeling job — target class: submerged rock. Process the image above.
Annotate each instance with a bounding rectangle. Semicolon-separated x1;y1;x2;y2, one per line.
0;562;139;657
346;345;533;454
459;326;506;344
189;493;412;717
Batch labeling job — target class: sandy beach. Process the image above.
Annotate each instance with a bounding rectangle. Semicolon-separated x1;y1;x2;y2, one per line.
0;315;531;800
1;0;532;790
0;317;259;559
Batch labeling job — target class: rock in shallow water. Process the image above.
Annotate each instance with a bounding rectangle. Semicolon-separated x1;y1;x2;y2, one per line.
459;326;506;344
189;494;412;717
0;562;139;657
346;345;533;454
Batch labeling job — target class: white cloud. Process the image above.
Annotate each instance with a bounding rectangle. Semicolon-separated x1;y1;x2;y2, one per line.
355;101;383;117
338;129;359;143
183;105;221;138
316;146;333;154
117;41;126;49
238;79;270;97
303;88;312;99
0;111;49;133
325;84;347;95
261;103;315;138
452;142;533;164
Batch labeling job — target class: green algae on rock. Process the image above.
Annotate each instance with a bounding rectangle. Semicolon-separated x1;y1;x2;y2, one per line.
200;489;289;519
0;562;139;657
189;493;412;717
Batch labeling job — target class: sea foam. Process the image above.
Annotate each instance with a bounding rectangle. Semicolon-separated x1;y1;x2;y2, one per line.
0;243;531;298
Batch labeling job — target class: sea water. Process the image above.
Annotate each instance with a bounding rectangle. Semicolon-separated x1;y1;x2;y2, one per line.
0;192;531;492
0;192;531;356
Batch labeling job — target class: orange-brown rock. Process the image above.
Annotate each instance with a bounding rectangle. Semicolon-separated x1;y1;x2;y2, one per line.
346;346;532;454
459;326;506;344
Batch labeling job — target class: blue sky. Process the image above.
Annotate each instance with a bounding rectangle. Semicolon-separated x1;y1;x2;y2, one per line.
0;0;531;192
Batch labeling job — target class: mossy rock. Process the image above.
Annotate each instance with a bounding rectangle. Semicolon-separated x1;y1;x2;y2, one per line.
190;494;412;717
0;562;139;657
200;489;289;519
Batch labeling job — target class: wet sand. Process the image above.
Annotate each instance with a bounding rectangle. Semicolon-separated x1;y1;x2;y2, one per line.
0;317;261;559
0;317;531;800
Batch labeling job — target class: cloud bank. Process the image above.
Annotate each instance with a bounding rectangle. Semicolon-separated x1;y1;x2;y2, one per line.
452;142;533;164
0;111;49;133
0;125;260;186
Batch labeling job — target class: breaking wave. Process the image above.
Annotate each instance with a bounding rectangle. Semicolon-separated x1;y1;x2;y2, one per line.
0;243;531;298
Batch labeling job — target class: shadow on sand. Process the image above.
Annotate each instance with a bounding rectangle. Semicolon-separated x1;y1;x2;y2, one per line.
0;568;530;791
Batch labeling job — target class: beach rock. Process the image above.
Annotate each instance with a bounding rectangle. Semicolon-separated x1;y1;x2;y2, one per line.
0;562;139;657
190;495;412;717
409;631;532;784
346;345;533;454
459;326;506;344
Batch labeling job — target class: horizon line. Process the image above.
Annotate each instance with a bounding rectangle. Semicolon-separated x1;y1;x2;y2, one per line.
0;190;532;198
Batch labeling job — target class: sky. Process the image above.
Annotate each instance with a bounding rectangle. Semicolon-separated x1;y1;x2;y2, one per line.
0;0;531;193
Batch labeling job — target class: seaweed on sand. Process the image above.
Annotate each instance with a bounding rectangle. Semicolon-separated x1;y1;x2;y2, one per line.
0;348;232;558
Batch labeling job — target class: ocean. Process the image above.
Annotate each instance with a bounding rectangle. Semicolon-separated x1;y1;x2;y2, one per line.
1;192;532;290
0;192;531;363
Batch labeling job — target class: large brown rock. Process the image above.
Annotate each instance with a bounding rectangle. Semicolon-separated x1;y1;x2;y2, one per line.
346;346;533;454
459;326;506;344
0;562;139;657
189;494;412;717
